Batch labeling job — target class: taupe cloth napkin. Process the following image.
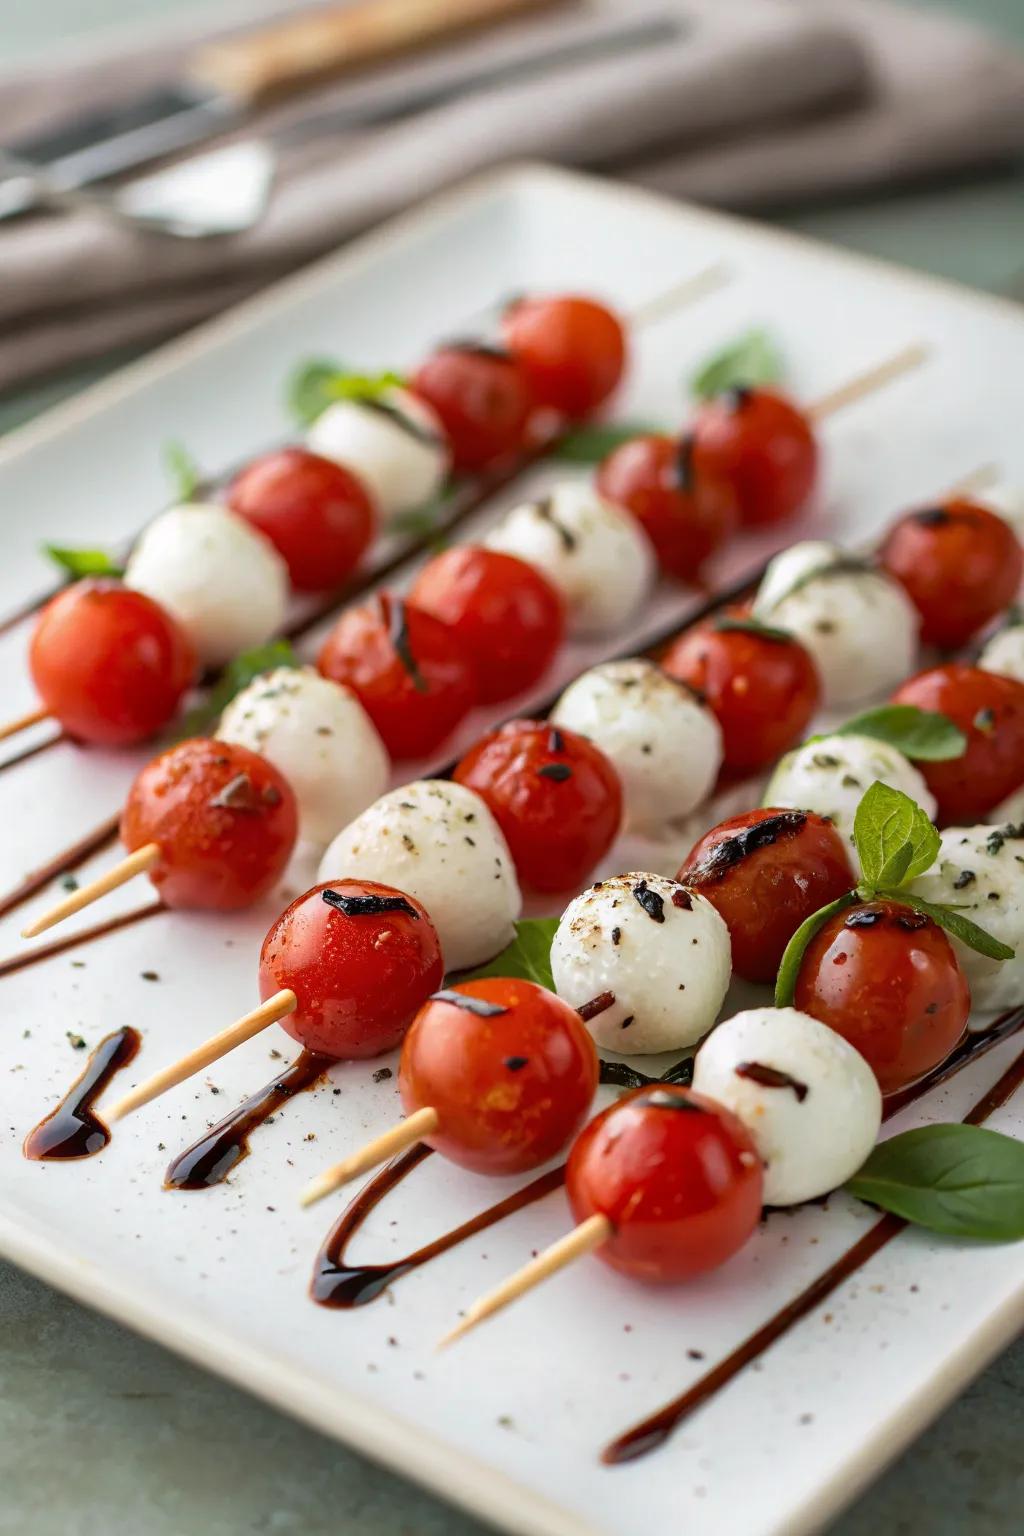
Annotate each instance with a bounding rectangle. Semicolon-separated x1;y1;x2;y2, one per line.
0;0;1022;392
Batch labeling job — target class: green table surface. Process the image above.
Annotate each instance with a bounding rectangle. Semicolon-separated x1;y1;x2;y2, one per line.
3;3;1024;1533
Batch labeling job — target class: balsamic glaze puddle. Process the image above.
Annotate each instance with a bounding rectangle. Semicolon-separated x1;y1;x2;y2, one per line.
24;1026;140;1160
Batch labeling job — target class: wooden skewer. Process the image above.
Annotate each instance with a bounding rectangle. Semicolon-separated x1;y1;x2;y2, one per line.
806;342;929;423
21;843;161;939
630;261;732;327
437;1213;613;1350
0;705;50;743
299;1106;441;1207
105;987;298;1123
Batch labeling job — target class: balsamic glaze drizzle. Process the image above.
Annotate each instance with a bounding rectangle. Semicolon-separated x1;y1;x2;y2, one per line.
24;1026;140;1161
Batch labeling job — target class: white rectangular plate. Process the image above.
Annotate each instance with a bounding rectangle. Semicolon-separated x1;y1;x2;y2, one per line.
2;164;1024;1536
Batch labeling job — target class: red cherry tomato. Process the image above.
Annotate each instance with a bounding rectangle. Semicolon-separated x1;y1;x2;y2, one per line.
877;498;1023;650
410;546;564;704
501;294;626;418
411;344;533;474
596;433;737;581
227;446;375;592
317;593;476;759
679;809;854;984
794;898;969;1094
399;977;597;1175
891;664;1024;824
29;579;195;748
453;720;622;892
120;738;297;911
259;880;443;1059
661;610;821;776
689;387;818;527
567;1085;763;1283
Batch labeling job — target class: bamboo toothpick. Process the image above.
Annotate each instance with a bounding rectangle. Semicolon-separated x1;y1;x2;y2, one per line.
21;842;161;939
807;342;929;423
0;705;49;743
438;1213;612;1350
105;987;298;1123
630;261;732;328
299;1106;441;1207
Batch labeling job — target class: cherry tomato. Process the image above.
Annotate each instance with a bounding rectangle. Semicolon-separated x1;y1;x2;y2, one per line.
453;720;622;892
595;433;737;581
410;546;564;704
661;610;821;776
689;387;818;527
259;879;443;1059
679;809;854;984
891;663;1024;824
317;593;476;759
794;898;969;1094
411;344;533;473
501;294;626;418
29;579;195;748
877;497;1023;650
567;1085;763;1283
227;446;375;592
120;738;298;911
399;977;598;1175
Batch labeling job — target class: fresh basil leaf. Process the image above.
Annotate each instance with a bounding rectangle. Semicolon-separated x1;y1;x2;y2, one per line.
775;890;858;1007
164;438;202;501
714;615;793;644
42;544;123;579
853;781;928;890
846;1123;1024;1240
836;705;966;763
456;918;559;991
550;422;660;464
178;639;299;738
288;359;406;426
691;328;784;401
882;890;1015;962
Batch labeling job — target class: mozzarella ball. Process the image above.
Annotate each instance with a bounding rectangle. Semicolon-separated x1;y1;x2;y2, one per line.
318;779;520;972
764;732;936;859
551;871;731;1054
754;540;918;706
217;667;388;847
484;482;654;634
980;623;1024;684
908;823;1024;1011
551;659;722;833
693;1008;881;1205
125;503;288;669
307;386;448;521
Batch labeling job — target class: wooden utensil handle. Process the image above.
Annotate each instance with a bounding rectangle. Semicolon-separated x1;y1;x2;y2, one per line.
190;0;558;104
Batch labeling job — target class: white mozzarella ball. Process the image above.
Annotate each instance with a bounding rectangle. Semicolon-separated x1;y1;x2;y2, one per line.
125;503;288;669
307;386;448;521
484;482;654;634
908;823;1024;1011
317;780;520;972
551;659;722;833
754;540;918;706
693;1007;881;1206
217;667;388;847
550;871;731;1054
980;623;1024;684
764;732;936;858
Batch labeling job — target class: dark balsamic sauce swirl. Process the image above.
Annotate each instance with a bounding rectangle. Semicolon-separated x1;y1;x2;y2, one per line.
686;812;807;884
24;1026;140;1161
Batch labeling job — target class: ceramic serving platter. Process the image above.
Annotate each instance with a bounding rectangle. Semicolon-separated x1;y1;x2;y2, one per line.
2;164;1024;1536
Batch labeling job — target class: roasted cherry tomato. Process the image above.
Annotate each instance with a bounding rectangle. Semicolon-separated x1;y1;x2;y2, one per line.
399;978;598;1175
410;546;564;703
877;497;1023;650
662;611;821;776
411;343;533;473
317;592;476;759
567;1085;763;1283
501;294;626;418
259;879;443;1059
29;579;195;748
120;738;298;911
891;663;1024;824
596;433;737;581
227;446;375;592
689;386;818;527
679;808;854;984
794;898;969;1094
453;720;622;892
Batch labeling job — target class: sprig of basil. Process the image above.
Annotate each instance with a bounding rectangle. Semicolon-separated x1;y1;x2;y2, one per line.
456;918;559;991
178;638;299;739
690;328;784;401
714;614;794;645
551;422;661;464
43;544;124;579
835;704;966;763
775;891;858;1007
288;359;406;427
164;439;202;501
846;1123;1024;1240
878;890;1014;962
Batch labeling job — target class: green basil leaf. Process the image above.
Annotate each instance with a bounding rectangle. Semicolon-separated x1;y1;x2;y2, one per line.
42;544;123;579
163;438;202;501
550;422;661;464
178;639;299;739
883;890;1015;962
691;328;784;401
288;359;406;426
775;890;859;1007
714;615;793;644
846;1123;1024;1240
456;917;559;991
853;781;928;889
836;705;966;763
